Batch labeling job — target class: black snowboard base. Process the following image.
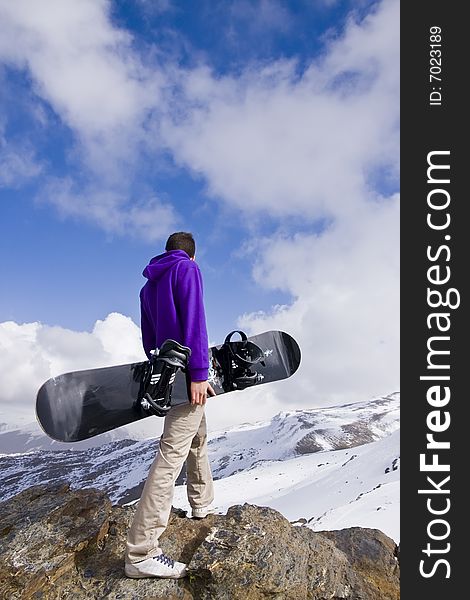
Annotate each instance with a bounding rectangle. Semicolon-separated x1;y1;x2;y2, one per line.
36;330;301;443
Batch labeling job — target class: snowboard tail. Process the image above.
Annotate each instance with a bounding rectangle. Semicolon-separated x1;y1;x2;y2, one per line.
36;330;301;443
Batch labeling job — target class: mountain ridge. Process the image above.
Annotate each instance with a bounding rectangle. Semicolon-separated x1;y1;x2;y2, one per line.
0;393;400;540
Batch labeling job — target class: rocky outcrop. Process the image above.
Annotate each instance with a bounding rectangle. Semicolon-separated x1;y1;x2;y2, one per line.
0;484;399;600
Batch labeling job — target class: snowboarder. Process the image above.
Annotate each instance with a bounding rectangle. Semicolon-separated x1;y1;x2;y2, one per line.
125;232;216;579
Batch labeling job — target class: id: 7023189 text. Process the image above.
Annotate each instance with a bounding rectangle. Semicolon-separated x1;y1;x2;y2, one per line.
429;26;442;106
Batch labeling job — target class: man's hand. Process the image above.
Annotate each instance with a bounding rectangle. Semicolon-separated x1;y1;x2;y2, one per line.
190;380;216;405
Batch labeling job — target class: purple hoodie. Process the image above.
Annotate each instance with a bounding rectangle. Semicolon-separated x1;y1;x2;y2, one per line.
139;249;209;382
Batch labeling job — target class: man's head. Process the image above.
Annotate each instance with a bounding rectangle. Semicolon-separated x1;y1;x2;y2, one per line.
165;232;196;259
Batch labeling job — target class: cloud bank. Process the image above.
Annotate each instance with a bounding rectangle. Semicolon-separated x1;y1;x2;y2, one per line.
0;313;144;412
239;197;400;406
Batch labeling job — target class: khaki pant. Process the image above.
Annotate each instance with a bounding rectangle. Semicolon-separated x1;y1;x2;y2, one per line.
126;402;214;563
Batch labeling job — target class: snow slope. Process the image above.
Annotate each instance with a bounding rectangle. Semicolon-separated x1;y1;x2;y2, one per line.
209;392;399;478
174;429;400;542
0;438;158;505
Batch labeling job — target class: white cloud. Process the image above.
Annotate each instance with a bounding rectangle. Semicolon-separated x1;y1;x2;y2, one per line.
38;177;178;242
0;0;157;164
238;195;400;406
161;0;399;220
0;313;145;420
0;0;166;237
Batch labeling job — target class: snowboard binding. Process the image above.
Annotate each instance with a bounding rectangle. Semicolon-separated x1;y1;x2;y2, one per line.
214;330;266;392
138;340;191;417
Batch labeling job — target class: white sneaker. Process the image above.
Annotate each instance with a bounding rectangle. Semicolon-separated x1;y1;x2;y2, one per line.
191;505;215;519
125;553;187;579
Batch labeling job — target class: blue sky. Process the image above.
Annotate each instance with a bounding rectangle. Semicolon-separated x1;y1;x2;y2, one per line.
0;0;399;430
0;0;377;339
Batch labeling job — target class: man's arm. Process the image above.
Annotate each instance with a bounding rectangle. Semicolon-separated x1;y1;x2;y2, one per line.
176;261;209;382
176;261;215;404
140;290;156;360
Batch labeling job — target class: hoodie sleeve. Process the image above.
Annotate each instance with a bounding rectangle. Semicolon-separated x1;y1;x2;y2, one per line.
140;288;156;360
176;261;209;382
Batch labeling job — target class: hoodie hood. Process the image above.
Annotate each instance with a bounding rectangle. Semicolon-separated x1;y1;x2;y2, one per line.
143;249;191;282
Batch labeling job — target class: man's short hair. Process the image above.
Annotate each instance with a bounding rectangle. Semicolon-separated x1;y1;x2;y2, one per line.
165;232;196;258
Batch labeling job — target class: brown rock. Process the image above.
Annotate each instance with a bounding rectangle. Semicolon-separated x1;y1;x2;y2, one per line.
0;484;399;599
0;483;112;599
321;528;400;600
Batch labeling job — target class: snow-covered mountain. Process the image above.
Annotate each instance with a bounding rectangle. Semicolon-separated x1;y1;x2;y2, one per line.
0;393;399;540
209;392;399;479
0;420;139;453
175;428;400;542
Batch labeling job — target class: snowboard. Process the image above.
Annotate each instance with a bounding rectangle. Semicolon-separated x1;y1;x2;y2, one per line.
36;330;301;443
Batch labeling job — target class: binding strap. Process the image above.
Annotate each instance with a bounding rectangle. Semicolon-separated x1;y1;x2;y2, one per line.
224;330;265;368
